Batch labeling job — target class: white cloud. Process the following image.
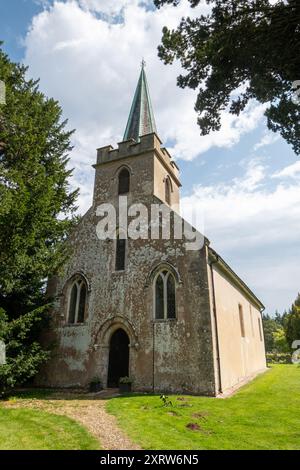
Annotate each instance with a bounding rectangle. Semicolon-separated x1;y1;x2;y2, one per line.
169;100;267;161
181;159;300;312
182;160;300;249
273;160;300;179
253;131;280;151
23;0;268;212
78;0;137;15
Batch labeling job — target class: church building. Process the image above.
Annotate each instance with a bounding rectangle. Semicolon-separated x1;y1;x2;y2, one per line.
39;65;266;396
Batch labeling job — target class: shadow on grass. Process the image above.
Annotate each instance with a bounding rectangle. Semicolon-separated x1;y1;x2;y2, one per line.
2;388;163;402
2;388;197;406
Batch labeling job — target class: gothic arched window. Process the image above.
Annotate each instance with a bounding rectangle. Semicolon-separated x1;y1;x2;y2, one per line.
165;177;171;205
118;168;130;195
154;270;176;320
67;276;88;324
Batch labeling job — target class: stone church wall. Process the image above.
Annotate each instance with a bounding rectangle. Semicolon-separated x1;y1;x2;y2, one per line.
38;209;217;395
37;136;219;395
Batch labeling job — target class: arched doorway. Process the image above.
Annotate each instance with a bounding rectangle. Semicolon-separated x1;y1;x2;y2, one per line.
107;329;129;387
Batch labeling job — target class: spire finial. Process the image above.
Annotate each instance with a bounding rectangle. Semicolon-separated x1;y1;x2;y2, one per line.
123;63;157;142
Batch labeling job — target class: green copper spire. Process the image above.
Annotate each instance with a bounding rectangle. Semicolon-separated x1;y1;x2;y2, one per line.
123;61;157;142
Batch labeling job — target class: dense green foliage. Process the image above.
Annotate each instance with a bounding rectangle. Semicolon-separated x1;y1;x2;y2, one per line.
262;312;288;353
284;294;300;349
0;44;78;394
155;0;300;154
0;407;99;450
107;365;300;450
262;294;300;356
0;307;50;395
266;353;291;364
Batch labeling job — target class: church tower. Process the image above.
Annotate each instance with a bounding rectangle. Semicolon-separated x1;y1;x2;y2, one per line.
92;64;181;211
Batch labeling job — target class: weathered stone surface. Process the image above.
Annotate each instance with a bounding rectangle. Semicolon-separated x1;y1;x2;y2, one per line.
38;124;266;396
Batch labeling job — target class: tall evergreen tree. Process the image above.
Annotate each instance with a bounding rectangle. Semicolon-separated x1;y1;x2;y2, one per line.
0;44;78;394
155;0;300;154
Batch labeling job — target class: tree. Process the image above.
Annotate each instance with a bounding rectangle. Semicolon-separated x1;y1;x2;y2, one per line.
0;44;78;394
284;294;300;349
262;314;282;352
274;310;285;326
272;328;289;353
0;307;50;396
262;311;289;353
155;0;300;154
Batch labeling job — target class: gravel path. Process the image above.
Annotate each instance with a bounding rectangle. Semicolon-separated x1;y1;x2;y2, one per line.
2;391;140;450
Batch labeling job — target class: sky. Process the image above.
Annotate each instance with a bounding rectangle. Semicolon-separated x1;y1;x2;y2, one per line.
1;0;300;314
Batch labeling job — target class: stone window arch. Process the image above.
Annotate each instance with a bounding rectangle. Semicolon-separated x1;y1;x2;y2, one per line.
153;269;176;320
67;275;88;324
118;167;130;195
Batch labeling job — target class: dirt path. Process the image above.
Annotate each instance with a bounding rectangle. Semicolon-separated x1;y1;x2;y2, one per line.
2;391;140;450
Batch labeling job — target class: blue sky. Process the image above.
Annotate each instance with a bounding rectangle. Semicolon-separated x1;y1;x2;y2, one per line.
1;0;300;314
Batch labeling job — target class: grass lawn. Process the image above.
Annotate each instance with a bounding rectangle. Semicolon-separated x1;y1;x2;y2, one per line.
0;397;100;450
106;365;300;450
